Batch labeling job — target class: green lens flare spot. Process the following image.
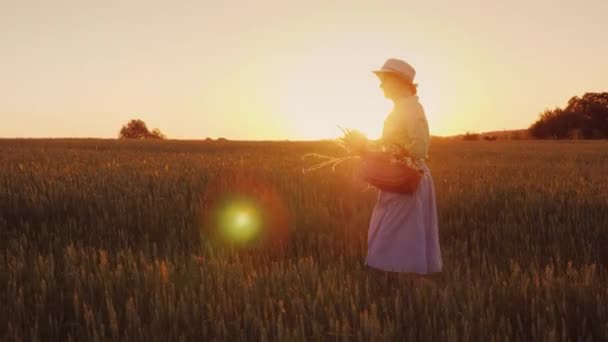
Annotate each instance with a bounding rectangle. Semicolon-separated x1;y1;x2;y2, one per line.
219;201;262;244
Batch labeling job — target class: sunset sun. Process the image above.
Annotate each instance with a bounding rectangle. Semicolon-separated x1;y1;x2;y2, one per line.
269;39;450;140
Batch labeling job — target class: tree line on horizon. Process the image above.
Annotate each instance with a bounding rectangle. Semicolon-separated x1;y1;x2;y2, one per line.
461;92;607;141
119;92;608;141
528;92;608;139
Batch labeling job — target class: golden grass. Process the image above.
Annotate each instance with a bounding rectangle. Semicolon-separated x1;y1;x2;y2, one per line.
1;139;607;340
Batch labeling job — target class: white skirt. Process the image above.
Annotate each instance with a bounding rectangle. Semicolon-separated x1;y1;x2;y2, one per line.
365;163;443;274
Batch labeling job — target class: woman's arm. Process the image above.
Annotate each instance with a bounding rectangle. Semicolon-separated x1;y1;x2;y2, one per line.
378;107;429;160
404;115;429;160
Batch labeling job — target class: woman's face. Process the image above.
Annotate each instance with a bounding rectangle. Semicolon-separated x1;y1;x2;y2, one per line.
378;73;404;99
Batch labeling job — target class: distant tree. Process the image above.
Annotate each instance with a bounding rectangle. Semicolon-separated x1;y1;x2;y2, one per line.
118;119;166;139
483;135;497;141
529;92;608;139
150;128;166;139
462;132;480;141
510;131;522;140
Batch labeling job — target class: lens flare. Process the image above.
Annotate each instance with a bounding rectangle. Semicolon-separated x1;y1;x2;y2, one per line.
235;212;250;226
199;171;291;254
219;201;261;244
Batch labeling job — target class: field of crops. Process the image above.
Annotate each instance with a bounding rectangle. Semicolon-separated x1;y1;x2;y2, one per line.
1;138;607;341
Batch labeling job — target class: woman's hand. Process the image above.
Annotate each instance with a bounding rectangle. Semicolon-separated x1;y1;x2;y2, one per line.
339;128;370;156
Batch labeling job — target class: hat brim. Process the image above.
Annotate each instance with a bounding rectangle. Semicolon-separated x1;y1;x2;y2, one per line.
372;70;414;84
372;70;395;81
372;69;397;76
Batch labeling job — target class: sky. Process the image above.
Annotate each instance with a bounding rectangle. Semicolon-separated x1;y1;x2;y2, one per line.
1;0;607;140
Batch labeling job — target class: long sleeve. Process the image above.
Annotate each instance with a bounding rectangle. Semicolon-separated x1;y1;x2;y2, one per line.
381;96;430;160
404;110;430;160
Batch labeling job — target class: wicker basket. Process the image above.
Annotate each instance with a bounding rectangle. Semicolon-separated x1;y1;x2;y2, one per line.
358;151;423;194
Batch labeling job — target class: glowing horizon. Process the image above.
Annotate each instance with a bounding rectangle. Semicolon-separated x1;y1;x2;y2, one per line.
1;1;607;140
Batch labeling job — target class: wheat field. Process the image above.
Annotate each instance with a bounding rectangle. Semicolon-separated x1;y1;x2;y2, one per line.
1;139;607;341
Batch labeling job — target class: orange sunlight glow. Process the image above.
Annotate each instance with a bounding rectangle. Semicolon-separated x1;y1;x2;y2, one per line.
274;41;446;140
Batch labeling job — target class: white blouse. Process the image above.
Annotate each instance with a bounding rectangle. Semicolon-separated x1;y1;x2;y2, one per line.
381;95;430;160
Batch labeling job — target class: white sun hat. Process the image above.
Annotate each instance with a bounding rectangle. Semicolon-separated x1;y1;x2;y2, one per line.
373;58;416;84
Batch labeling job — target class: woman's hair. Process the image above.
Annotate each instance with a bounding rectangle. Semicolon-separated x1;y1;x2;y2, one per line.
405;82;418;95
382;73;418;95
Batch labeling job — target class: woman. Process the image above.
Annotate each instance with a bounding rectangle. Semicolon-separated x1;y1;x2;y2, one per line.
364;58;442;284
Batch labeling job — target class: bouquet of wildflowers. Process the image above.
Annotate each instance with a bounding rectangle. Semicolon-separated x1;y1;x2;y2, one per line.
302;128;423;194
337;127;370;156
301;128;366;173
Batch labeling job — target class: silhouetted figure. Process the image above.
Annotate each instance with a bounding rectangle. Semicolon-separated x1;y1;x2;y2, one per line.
364;58;443;286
